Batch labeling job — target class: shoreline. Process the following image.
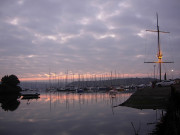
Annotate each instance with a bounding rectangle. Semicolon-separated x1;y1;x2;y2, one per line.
120;85;180;110
120;84;180;134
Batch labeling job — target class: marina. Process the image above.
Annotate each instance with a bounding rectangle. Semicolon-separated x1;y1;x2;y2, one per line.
0;91;163;135
0;0;180;134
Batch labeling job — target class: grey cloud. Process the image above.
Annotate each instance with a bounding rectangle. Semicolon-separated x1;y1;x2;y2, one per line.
0;0;179;79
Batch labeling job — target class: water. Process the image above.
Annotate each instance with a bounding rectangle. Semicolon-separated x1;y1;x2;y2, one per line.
0;92;162;135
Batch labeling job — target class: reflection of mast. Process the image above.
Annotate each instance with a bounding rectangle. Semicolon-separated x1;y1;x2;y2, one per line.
110;96;115;115
144;13;173;81
49;92;52;112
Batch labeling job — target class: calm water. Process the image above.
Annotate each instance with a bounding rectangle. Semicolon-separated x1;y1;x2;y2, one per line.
0;92;162;135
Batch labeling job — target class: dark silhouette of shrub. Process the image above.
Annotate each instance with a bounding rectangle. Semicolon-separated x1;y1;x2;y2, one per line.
0;75;21;94
1;75;20;87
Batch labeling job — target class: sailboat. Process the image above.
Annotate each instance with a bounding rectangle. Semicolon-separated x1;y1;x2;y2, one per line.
144;13;174;81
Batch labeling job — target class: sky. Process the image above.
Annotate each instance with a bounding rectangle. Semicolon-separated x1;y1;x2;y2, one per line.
0;0;180;81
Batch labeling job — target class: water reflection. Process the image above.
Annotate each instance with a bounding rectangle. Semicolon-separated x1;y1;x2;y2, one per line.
0;94;21;111
0;92;163;135
45;92;131;113
21;94;40;105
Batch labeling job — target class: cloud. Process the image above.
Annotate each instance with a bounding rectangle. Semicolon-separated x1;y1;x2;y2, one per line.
0;0;179;80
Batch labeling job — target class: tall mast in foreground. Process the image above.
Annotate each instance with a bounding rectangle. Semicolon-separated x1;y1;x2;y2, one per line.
144;13;173;81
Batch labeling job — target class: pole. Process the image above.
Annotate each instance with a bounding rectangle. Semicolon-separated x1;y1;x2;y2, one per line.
154;65;156;80
159;62;161;81
157;13;162;82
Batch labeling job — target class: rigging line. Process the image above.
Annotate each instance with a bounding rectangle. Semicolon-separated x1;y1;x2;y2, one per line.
145;31;153;62
164;34;175;74
144;30;148;63
169;34;175;62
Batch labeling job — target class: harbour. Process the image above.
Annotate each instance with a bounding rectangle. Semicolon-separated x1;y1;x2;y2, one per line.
0;91;163;135
0;0;180;134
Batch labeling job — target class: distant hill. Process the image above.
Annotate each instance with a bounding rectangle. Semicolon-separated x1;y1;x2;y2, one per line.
20;77;155;90
67;77;154;88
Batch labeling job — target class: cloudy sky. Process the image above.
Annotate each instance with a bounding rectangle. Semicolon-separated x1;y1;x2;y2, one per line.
0;0;180;81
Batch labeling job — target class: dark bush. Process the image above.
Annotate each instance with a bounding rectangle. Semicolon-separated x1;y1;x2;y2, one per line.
1;75;20;87
0;75;21;94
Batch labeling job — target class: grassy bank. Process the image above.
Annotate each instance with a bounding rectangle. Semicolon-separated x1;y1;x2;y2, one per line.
120;86;172;109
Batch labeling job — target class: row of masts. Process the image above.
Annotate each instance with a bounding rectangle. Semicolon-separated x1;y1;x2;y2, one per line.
48;71;129;88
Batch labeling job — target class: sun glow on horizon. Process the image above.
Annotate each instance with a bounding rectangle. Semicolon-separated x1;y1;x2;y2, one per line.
19;72;152;82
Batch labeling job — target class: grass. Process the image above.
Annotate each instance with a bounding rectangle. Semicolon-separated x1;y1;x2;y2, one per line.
120;86;172;109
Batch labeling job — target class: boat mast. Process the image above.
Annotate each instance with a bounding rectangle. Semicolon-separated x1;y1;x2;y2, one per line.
145;13;173;81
